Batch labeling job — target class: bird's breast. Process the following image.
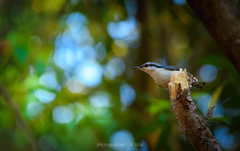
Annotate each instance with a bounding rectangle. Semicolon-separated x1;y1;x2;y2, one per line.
149;69;176;89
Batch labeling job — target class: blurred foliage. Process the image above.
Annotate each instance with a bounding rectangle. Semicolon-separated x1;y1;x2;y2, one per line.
0;0;240;151
209;80;228;109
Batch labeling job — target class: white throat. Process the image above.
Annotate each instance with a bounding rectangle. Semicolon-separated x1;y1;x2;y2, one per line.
142;68;176;89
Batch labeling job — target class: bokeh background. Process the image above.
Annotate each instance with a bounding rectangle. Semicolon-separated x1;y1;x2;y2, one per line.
1;0;240;150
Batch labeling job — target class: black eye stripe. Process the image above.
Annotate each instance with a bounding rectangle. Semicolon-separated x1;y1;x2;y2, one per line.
141;64;149;67
139;62;180;71
141;63;163;68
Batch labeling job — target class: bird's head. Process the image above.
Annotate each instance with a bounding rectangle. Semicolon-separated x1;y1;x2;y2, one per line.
133;62;164;73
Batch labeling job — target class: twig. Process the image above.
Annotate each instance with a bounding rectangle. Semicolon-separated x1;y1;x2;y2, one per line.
205;106;215;121
0;84;37;151
202;106;215;127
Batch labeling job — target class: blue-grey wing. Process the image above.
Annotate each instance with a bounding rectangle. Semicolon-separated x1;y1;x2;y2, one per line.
164;65;180;71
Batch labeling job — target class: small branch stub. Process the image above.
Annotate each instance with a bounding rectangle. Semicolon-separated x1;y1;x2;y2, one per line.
202;106;215;127
205;106;215;121
168;69;221;151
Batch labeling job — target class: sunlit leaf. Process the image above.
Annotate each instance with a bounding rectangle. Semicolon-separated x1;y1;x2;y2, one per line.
45;0;66;13
148;99;171;115
191;92;207;99
209;80;228;109
24;75;39;90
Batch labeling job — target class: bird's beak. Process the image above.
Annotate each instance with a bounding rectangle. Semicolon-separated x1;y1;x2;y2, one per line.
133;66;141;69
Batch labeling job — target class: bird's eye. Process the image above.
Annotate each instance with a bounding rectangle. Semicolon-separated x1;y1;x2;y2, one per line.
142;64;148;68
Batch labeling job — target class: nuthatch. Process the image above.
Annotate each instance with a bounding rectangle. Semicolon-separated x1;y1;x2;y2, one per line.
133;62;206;90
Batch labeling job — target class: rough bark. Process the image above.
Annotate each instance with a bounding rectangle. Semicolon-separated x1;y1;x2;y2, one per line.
168;69;221;151
187;0;240;75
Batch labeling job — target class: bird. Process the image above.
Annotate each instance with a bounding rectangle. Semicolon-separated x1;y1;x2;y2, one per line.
133;62;206;90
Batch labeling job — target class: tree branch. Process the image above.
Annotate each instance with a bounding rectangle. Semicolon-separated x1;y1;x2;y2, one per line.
0;84;38;151
168;69;221;151
187;0;240;75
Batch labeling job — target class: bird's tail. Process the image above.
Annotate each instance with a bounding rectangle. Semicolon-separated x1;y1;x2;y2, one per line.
194;82;206;89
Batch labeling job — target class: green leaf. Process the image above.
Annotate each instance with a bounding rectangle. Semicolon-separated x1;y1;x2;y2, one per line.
148;99;171;115
191;92;207;99
14;47;28;64
34;60;45;75
209;80;228;109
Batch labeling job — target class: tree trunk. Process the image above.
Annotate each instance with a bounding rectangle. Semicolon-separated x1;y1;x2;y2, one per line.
168;69;221;151
187;0;240;75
